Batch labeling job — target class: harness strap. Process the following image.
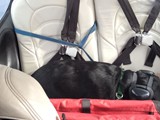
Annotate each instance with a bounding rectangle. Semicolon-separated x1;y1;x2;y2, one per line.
61;0;74;40
118;0;140;33
143;0;160;33
113;37;136;66
67;0;80;42
82;99;90;113
144;0;160;66
145;41;160;67
114;0;160;67
15;23;96;61
60;0;80;58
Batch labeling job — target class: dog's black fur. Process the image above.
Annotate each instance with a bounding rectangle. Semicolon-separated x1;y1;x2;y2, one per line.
32;60;122;99
32;59;160;100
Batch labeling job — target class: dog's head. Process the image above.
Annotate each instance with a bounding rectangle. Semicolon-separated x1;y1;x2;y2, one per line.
121;70;160;100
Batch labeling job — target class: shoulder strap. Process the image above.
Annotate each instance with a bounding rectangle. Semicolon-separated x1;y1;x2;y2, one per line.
144;0;160;66
114;0;160;67
143;0;160;33
118;0;140;33
58;0;83;60
61;0;80;42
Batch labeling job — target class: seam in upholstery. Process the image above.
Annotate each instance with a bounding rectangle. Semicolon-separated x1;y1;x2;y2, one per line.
98;31;118;49
0;115;24;120
34;20;64;31
5;68;42;120
114;7;121;56
18;41;36;55
34;5;66;11
96;31;104;61
29;5;66;68
25;0;34;11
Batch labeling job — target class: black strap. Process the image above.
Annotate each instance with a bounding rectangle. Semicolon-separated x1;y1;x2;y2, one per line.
68;0;80;42
61;0;80;42
114;0;160;66
62;113;66;120
144;0;160;66
113;37;136;66
145;41;160;67
82;99;90;113
61;0;75;40
143;0;160;33
53;0;83;60
118;0;140;33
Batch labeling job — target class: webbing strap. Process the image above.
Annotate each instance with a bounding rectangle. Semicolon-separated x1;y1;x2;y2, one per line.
60;0;80;56
144;0;160;66
68;0;80;42
114;0;160;66
144;0;160;33
145;42;160;67
113;37;136;66
61;0;74;40
15;23;96;61
61;0;80;42
118;0;140;33
82;99;90;113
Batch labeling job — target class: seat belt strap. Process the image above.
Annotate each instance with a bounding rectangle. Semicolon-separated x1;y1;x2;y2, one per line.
118;0;140;33
68;0;80;42
61;0;75;40
144;0;160;66
114;0;141;66
115;0;160;67
145;41;160;67
143;0;160;33
60;0;78;55
113;37;136;66
15;22;96;61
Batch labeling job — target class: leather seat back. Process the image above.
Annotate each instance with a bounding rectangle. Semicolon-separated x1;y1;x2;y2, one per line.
11;0;98;75
94;0;160;74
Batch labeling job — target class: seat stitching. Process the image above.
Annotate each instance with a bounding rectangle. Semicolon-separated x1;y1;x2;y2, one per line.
5;68;42;120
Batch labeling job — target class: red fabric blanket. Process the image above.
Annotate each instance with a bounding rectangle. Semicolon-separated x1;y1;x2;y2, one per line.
50;99;160;120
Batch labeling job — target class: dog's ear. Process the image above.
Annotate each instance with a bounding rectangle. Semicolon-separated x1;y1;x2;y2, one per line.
121;70;135;99
152;75;160;100
121;70;135;88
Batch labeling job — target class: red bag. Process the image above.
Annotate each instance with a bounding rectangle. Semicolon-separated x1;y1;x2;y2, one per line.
50;99;160;120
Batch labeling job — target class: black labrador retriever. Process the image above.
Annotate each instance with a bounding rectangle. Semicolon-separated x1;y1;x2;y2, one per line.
32;60;122;99
32;60;160;100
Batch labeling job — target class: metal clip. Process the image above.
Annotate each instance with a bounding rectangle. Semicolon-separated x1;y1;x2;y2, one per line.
134;32;142;45
59;45;66;55
141;32;153;46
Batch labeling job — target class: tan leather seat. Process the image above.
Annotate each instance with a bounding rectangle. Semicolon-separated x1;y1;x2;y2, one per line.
0;65;59;120
1;0;160;119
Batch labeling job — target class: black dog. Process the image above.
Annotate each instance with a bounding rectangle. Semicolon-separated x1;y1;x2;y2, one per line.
32;60;122;99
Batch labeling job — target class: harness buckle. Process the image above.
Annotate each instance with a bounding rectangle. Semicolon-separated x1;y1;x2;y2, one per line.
142;32;153;46
134;32;154;46
134;33;142;45
59;45;66;55
65;46;78;57
68;31;76;43
61;33;68;41
60;33;68;55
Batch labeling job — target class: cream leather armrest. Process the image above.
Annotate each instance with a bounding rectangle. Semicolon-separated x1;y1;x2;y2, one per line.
0;65;60;120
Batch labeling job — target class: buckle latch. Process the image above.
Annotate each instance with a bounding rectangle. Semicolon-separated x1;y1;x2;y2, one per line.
134;33;142;45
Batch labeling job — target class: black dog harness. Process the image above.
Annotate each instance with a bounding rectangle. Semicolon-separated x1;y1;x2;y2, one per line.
113;0;160;67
